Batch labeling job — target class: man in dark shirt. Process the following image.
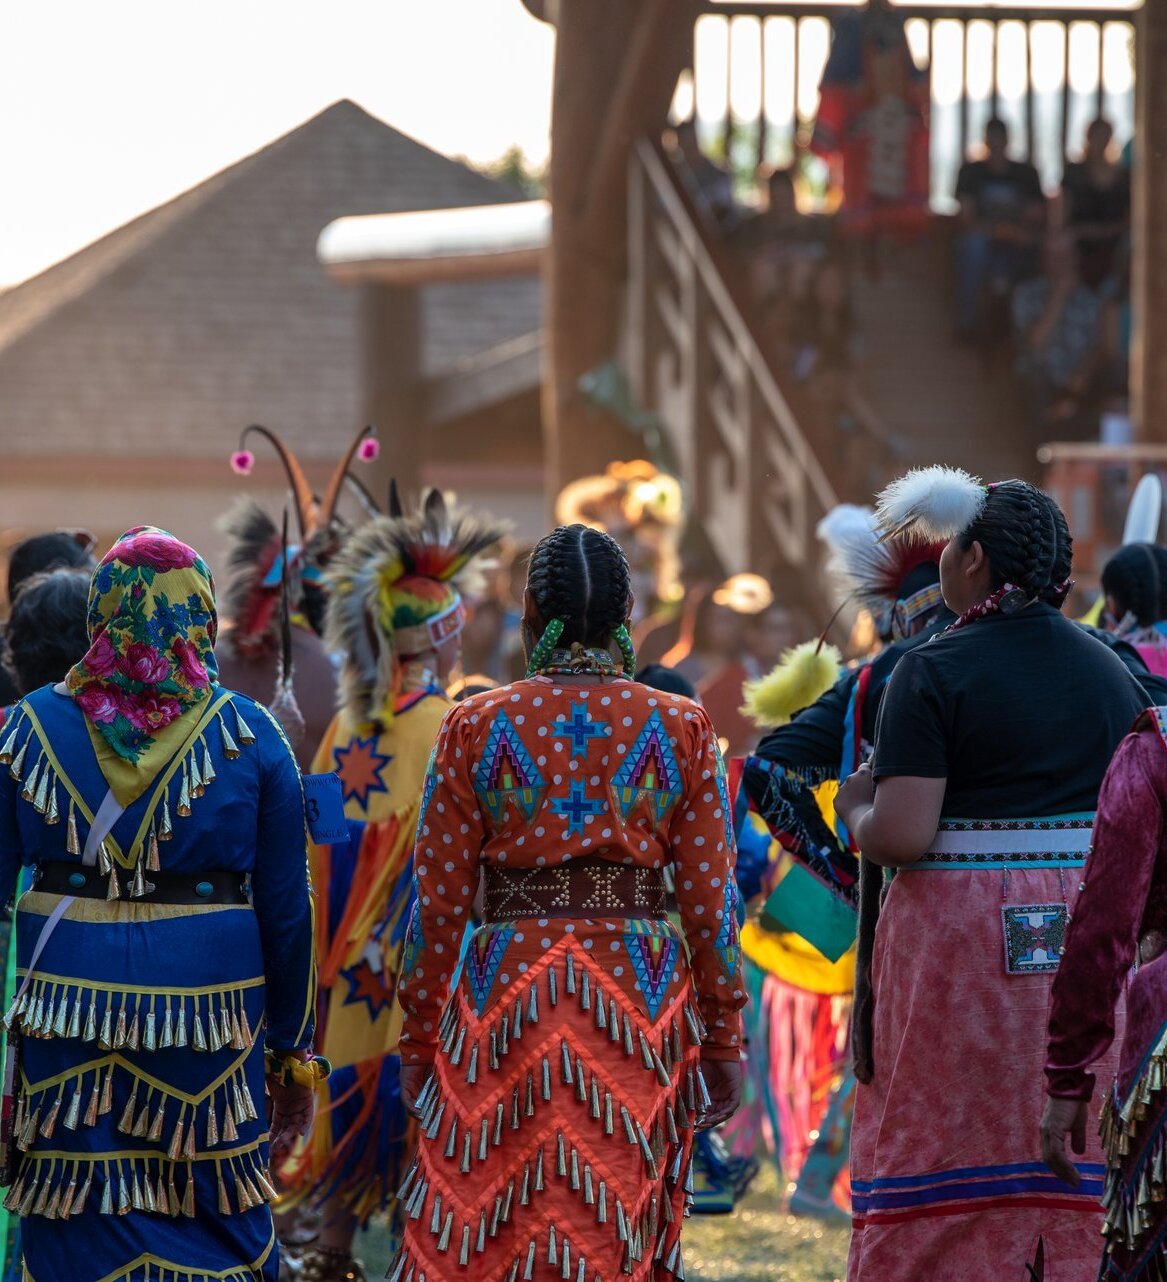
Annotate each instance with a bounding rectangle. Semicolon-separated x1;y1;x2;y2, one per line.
954;118;1046;339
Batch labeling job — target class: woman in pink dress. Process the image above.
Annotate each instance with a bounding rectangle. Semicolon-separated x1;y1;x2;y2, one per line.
1043;705;1167;1281
836;468;1148;1281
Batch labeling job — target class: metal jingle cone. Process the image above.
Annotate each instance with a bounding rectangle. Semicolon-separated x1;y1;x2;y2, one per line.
7;739;27;781
129;862;154;900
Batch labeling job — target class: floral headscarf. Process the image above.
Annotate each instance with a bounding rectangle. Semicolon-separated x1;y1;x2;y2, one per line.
64;527;218;806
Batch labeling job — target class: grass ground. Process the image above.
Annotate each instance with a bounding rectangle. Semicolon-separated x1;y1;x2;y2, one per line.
356;1164;850;1281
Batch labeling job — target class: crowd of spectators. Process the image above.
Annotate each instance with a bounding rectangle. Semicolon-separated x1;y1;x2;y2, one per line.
954;115;1132;441
669;113;1133;458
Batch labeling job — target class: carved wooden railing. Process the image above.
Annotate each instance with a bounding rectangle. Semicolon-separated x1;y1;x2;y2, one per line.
626;136;838;590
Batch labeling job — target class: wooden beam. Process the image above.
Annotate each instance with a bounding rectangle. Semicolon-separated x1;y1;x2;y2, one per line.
582;0;684;229
544;0;696;509
695;3;1127;21
423;332;543;425
358;282;424;491
1132;0;1167;442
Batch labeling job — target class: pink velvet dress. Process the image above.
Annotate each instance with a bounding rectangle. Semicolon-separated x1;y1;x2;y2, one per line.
851;607;1144;1282
1047;710;1167;1281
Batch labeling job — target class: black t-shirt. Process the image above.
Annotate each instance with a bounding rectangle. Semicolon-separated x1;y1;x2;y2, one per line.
955;159;1044;225
873;604;1149;817
1062;162;1130;231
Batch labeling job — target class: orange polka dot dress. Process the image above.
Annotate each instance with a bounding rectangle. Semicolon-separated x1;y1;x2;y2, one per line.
392;673;746;1282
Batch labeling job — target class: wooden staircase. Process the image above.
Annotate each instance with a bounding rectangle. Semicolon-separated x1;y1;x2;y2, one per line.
848;236;1035;485
624;139;1038;621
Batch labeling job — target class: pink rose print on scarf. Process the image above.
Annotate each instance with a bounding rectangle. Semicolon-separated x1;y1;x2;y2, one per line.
120;642;171;685
86;631;118;679
112;533;198;573
75;685;121;724
172;637;208;686
122;692;183;732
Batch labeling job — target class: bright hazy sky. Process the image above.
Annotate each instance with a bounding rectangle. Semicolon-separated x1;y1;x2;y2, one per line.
0;0;556;286
0;0;1137;287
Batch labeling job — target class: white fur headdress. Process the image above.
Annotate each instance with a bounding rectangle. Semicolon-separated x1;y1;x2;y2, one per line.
817;502;944;617
874;466;988;543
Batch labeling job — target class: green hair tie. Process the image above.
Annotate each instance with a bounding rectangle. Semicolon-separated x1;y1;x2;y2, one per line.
613;623;637;680
525;617;565;677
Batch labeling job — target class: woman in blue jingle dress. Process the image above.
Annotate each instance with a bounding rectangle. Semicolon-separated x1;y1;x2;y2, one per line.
0;527;317;1282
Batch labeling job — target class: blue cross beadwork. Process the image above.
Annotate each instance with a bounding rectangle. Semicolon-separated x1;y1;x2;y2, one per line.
550;780;607;836
551;706;612;758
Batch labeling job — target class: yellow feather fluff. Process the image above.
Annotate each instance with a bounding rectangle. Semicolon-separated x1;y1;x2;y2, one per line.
741;641;843;729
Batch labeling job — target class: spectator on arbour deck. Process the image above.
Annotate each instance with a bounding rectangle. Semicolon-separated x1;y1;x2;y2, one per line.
1058;117;1130;290
954;117;1046;341
1012;233;1107;435
670;118;739;232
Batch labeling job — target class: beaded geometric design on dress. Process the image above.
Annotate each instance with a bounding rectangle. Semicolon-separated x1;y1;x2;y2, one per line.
622;924;679;1022
466;924;515;1015
474;712;545;824
610;711;683;825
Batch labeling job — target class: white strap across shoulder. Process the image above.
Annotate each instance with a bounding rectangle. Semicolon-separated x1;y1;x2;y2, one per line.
13;787;125;1009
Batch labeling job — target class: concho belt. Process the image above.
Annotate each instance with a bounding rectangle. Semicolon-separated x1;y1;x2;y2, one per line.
483;858;668;922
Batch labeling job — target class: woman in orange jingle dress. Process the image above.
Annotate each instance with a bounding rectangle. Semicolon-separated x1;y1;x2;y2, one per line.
390;523;747;1282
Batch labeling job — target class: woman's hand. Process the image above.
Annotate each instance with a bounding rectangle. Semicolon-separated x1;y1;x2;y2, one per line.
1039;1095;1088;1187
699;1054;744;1130
400;1062;431;1119
836;763;875;828
268;1078;316;1167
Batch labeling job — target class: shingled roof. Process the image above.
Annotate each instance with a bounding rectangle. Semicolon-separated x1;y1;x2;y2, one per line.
0;100;542;460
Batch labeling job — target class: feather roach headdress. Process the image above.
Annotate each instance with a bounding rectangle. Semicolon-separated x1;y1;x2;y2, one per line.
873;465;987;544
221;424;383;652
217;499;292;659
324;488;508;725
817;502;946;639
229;423;381;543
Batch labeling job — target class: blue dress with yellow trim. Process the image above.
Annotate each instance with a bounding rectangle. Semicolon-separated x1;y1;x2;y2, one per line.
0;685;315;1282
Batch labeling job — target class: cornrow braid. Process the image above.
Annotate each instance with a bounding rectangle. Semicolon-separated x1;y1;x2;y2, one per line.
960;480;1073;606
526;524;634;657
1102;543;1167;627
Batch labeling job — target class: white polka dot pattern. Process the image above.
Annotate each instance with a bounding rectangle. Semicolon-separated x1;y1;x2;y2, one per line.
397;679;746;1064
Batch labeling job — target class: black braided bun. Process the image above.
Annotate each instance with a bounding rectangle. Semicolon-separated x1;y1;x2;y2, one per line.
1102;543;1167;626
526;524;633;647
960;480;1072;605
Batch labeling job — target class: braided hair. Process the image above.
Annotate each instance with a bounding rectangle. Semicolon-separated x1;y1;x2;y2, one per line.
959;480;1073;606
525;525;635;674
1101;543;1167;627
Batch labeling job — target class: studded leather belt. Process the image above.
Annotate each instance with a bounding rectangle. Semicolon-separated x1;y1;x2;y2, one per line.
482;858;668;922
34;862;249;905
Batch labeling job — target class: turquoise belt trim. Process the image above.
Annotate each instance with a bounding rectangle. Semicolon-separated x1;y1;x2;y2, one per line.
914;813;1095;870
